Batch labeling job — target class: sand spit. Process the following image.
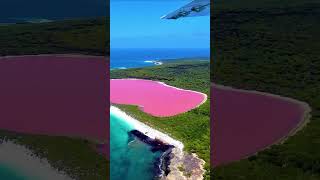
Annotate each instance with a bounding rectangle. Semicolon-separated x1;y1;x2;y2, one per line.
110;106;206;179
0;140;73;180
212;83;312;166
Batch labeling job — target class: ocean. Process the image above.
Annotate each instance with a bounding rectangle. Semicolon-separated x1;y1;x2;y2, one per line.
110;113;163;180
110;48;210;69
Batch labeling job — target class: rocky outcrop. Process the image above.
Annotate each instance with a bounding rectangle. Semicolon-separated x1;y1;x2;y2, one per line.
129;130;174;152
164;148;206;180
128;129;206;180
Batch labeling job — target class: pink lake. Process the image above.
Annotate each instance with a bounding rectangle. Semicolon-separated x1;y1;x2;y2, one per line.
110;79;206;117
0;55;108;142
212;84;307;166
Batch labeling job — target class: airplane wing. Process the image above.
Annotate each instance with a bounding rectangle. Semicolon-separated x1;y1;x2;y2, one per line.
161;0;210;20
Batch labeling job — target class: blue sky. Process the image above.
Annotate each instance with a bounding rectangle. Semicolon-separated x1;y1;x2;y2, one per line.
111;0;210;49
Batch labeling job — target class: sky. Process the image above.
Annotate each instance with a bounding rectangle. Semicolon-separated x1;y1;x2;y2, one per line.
111;0;210;49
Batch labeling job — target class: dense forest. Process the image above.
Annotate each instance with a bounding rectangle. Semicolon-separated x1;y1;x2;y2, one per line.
212;0;320;179
0;130;108;180
0;17;108;56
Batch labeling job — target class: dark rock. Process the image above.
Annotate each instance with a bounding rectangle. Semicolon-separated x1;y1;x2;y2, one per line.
129;130;174;152
128;129;175;178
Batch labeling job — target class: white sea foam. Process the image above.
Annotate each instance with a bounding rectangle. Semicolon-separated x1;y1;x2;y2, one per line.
110;106;184;150
144;60;153;63
144;60;163;66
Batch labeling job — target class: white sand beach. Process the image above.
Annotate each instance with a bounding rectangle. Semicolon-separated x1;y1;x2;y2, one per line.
0;140;73;180
110;105;184;150
110;106;207;180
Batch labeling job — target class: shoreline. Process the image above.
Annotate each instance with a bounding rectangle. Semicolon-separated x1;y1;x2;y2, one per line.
110;57;209;71
212;83;312;165
111;105;182;178
110;106;184;149
128;129;174;177
110;106;206;180
144;60;163;66
157;81;208;108
0;140;73;180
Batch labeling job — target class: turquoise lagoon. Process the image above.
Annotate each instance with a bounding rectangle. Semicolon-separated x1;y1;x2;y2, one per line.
0;164;30;180
110;112;162;180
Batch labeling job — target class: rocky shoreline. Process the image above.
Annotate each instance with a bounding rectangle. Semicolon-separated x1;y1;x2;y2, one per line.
112;106;206;180
128;130;206;180
164;148;206;180
128;130;174;178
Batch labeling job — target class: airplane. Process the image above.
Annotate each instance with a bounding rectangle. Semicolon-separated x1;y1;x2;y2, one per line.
161;0;210;20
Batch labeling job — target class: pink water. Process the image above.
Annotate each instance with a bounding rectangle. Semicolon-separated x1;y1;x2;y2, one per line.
0;55;108;141
212;84;306;166
110;79;206;117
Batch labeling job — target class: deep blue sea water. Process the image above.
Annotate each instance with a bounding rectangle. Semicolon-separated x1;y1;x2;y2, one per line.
110;113;162;180
111;48;210;69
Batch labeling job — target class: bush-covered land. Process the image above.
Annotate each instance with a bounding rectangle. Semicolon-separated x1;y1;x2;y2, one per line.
0;18;108;179
0;131;108;180
111;60;211;179
212;0;320;179
0;17;108;56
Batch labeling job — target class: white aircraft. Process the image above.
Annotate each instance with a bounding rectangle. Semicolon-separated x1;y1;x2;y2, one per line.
161;0;210;20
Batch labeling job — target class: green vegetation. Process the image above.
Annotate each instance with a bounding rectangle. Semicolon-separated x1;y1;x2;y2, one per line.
0;130;108;180
212;0;320;179
111;60;211;179
0;18;109;179
0;17;108;56
178;165;185;172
